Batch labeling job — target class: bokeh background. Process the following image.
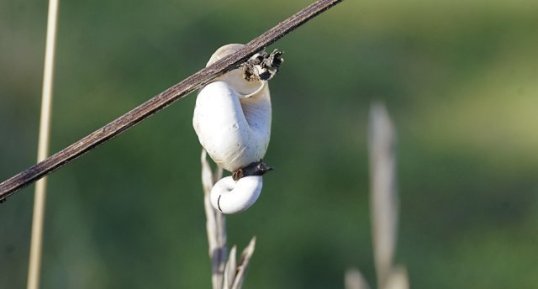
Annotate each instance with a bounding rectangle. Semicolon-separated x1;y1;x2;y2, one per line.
1;0;538;288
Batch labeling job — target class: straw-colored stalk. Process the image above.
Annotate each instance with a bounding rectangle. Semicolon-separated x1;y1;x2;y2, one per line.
201;150;256;289
26;0;60;289
346;103;409;289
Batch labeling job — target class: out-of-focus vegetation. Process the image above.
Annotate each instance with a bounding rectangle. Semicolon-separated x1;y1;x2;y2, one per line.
1;0;537;288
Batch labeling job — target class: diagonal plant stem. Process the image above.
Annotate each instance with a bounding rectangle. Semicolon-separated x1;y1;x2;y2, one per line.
0;0;344;202
230;238;256;289
27;0;60;288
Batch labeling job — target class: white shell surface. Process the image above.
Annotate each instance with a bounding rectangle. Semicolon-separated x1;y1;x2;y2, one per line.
193;43;274;214
192;44;272;172
210;176;263;214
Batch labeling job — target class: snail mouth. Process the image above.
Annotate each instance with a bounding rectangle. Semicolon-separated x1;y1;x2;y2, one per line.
232;160;273;181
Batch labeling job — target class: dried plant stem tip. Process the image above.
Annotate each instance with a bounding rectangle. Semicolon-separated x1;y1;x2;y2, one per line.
242;49;284;81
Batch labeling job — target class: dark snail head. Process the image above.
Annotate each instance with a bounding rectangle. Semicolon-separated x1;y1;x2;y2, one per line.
232;160;273;181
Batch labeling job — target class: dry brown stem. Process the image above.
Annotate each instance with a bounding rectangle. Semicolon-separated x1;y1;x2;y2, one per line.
0;0;343;202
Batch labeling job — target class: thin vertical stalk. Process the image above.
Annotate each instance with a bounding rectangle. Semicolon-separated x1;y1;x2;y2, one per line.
344;103;409;289
368;103;398;289
201;150;227;289
27;0;60;288
201;150;257;289
368;103;409;289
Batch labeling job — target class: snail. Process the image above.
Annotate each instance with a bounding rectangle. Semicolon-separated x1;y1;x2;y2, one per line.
193;44;283;214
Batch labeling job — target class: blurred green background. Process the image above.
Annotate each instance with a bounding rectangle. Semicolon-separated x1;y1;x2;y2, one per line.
1;0;538;288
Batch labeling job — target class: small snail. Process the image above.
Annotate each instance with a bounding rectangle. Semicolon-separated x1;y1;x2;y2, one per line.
193;44;282;214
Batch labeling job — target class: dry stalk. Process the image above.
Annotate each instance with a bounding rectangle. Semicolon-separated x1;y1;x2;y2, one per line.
27;0;60;288
369;103;400;289
345;268;371;289
346;103;409;289
201;150;257;289
368;103;409;289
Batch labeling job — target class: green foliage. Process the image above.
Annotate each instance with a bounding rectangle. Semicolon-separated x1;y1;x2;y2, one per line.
1;0;538;288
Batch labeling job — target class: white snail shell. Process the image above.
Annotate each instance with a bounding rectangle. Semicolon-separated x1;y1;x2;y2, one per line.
193;44;272;214
209;176;263;214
